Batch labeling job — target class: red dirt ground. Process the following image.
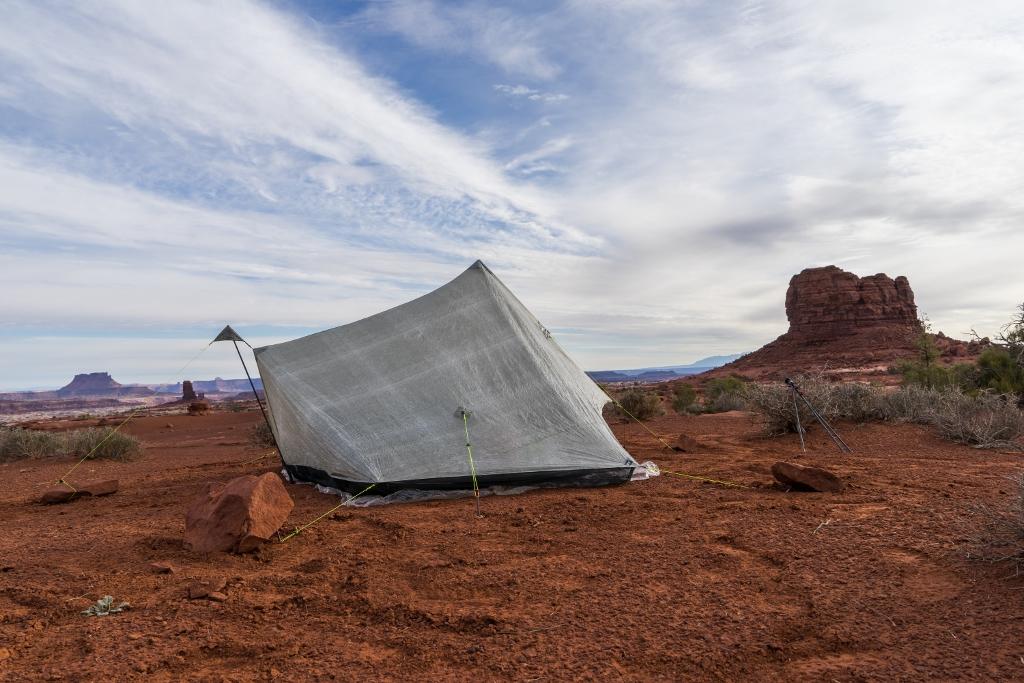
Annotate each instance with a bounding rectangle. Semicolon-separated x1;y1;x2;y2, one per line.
2;408;1023;681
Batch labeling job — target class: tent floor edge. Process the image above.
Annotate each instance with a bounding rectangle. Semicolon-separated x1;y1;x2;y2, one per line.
283;464;635;497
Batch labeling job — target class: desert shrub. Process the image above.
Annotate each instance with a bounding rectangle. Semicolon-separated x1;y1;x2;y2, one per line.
831;382;887;422
876;385;937;424
250;420;277;448
64;427;141;461
614;388;662;421
743;374;852;434
0;428;58;462
671;384;698;414
926;391;1024;448
746;373;1024;448
967;472;1024;572
0;427;140;462
899;360;976;391
702;377;747;413
975;348;1024;397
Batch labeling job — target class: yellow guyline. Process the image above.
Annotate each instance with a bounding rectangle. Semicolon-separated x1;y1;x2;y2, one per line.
278;483;377;543
54;342;213;495
609;397;749;490
463;411;482;517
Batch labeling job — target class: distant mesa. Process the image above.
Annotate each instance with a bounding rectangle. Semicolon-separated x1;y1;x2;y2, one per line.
587;354;744;384
56;372;154;398
711;265;984;380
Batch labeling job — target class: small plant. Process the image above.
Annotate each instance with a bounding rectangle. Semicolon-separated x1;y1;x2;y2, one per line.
613;388;662;421
671;384;698;414
81;595;130;617
250;421;277;448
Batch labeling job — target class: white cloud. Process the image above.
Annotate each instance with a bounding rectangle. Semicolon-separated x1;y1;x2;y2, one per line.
362;1;561;80
2;0;1024;386
494;84;569;102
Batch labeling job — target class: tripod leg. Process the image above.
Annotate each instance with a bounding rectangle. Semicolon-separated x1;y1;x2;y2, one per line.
791;387;806;451
798;393;852;453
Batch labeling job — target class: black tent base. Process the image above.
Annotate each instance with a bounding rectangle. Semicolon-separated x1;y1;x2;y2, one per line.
282;463;636;497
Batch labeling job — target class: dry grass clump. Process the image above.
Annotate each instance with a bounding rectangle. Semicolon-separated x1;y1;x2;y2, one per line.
967;473;1024;574
0;426;141;463
744;375;1024;449
927;391;1024;449
250;420;277;448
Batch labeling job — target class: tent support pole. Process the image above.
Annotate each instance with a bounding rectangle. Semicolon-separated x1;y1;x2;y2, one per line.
232;339;283;466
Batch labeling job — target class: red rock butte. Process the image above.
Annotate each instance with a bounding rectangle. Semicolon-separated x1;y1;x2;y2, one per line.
710;265;980;380
785;266;919;341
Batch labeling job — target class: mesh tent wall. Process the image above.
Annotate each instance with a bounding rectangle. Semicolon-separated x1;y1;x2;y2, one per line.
254;261;637;495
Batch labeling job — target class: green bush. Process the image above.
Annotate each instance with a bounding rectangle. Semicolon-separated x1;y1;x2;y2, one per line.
671;384;698;414
975;348;1024;396
0;427;141;463
702;377;747;413
614;388;662;421
899;360;975;391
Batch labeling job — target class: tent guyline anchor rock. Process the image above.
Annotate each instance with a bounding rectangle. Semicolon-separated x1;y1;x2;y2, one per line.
219;260;639;504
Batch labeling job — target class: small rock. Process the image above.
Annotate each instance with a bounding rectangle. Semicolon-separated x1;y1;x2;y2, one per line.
39;488;76;505
771;461;844;493
165;423;174;429
80;480;118;497
187;577;227;600
149;561;177;574
184;473;294;553
207;591;228;602
673;434;703;453
0;647;12;661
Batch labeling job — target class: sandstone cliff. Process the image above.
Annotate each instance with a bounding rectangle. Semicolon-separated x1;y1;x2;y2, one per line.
710;266;981;381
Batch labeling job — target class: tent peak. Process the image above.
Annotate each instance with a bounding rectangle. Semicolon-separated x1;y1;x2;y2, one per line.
211;325;245;344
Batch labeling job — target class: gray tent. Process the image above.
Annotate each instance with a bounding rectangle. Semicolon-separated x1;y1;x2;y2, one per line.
254;261;637;495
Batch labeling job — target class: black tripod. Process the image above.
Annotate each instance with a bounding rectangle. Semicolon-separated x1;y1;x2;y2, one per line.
785;378;852;453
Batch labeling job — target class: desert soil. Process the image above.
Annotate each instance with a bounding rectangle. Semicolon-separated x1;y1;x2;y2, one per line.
1;408;1023;681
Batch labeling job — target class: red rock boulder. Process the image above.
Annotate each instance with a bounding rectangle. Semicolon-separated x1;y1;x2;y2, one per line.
771;461;844;493
40;479;119;504
184;473;293;553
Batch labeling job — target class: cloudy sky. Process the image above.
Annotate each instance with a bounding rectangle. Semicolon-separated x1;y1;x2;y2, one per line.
2;0;1023;389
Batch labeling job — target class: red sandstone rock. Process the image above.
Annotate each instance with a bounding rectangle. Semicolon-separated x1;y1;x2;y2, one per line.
785;266;918;341
707;266;980;381
39;480;119;504
182;381;197;401
184;473;293;553
187;577;227;599
149;561;177;574
771;461;844;492
81;480;119;496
